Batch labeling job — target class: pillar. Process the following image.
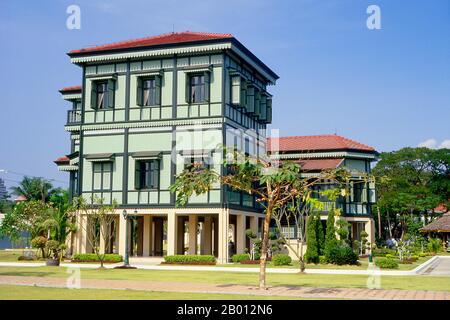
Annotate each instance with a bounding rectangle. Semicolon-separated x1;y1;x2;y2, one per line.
236;214;246;254
365;219;375;251
202;216;213;254
177;216;185;254
142;215;152;257
188;215;198;255
118;212;127;257
218;208;230;263
99;221;106;254
167;212;177;256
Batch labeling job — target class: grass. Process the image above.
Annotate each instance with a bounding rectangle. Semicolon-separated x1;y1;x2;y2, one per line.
0;284;304;300
0;250;41;262
218;256;433;271
0;266;448;292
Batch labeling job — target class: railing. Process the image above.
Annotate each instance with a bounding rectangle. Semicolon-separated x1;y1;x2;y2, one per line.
67;110;81;124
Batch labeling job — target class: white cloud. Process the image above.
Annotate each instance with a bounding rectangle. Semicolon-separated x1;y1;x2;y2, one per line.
418;138;450;149
439;139;450;149
418;138;437;148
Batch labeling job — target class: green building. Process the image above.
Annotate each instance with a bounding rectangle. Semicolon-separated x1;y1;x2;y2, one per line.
55;32;278;263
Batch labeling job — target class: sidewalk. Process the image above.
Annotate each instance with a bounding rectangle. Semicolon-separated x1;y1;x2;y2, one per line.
0;256;446;276
0;275;448;300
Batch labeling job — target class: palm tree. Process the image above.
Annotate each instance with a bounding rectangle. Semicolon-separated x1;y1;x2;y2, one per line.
10;177;55;202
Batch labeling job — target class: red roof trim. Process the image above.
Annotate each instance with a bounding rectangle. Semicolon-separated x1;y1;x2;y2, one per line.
54;156;70;164
60;86;82;93
268;134;376;153
296;158;345;171
69;31;233;54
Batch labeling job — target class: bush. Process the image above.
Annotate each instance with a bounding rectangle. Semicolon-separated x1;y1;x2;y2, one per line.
372;247;396;257
375;257;399;269
31;236;47;249
164;255;216;264
231;253;251;263
326;245;359;265
385;254;396;259
72;253;123;263
272;254;292;266
319;255;327;264
427;238;442;254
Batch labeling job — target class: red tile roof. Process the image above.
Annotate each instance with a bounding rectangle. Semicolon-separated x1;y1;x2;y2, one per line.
69;31;233;54
268;135;376;153
296;158;344;170
60;86;82;92
54;156;69;163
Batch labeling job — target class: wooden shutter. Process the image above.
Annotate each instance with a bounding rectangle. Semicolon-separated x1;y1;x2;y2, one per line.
231;76;240;105
361;182;368;203
254;90;261;117
266;98;272;123
185;75;191;103
91;82;98;109
204;72;210;102
240;79;247;108
107;79;115;108
350;181;354;202
136;77;143;106
260;94;267;121
155;76;161;105
134;161;141;190
246;85;255;113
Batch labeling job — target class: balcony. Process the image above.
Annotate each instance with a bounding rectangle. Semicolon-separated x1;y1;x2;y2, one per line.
67;110;81;124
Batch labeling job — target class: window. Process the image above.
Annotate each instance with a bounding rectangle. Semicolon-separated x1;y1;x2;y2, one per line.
91;80;115;109
231;76;247;107
135;160;159;189
353;182;364;203
187;73;210;103
137;77;161;106
93;162;112;191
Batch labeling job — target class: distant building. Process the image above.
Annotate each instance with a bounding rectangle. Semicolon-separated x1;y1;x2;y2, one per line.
0;178;7;200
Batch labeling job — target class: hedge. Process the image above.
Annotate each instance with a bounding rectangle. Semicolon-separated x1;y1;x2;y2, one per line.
326;245;358;265
231;253;251;263
272;254;292;266
164;255;216;264
375;257;399;269
72;253;123;263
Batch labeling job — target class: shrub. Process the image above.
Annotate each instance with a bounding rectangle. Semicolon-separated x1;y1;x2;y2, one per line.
45;240;63;260
18;255;35;261
232;253;251;263
375;257;399;269
305;213;320;264
31;236;48;258
324;209;338;260
319;255;327;264
385;254;396;259
164;255;216;264
72;253;123;263
327;245;358;265
372;247;396;257
427;238;442;254
272;254;292;266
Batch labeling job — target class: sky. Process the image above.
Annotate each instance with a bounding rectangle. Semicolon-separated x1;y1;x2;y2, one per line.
0;0;449;190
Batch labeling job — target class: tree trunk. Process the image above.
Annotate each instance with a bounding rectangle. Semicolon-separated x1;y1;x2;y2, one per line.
386;209;393;238
259;205;272;290
377;206;382;239
299;241;305;273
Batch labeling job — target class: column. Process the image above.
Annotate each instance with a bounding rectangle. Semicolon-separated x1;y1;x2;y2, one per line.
99;221;106;254
365;219;375;252
78;215;88;253
118;212;127;257
188;215;198;255
202;216;213;255
142;215;152;257
236;214;246;254
218;208;230;264
177;216;185;254
249;216;258;236
167;212;177;256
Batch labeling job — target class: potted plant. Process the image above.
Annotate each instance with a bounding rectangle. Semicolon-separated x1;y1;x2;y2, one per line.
45;240;65;266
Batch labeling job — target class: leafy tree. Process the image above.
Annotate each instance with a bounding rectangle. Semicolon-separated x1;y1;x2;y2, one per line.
170;148;343;289
71;196;118;268
10;177;57;202
373;147;449;240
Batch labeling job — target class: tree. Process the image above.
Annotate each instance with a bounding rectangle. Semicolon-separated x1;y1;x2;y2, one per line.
304;212;320;264
272;194;324;272
10;176;57;202
170;149;343;289
373;147;449;240
71;196;117;268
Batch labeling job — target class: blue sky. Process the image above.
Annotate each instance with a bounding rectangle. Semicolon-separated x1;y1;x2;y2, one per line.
0;0;449;190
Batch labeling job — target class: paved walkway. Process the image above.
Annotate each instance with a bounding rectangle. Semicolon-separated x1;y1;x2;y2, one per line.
0;275;448;300
0;256;447;276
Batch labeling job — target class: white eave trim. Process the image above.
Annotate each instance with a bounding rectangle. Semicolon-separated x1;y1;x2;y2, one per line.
58;165;78;172
62;93;82;100
70;43;232;64
270;151;377;160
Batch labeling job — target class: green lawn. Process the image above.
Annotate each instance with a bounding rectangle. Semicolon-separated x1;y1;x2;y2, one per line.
0;284;305;300
0;250;41;263
217;256;432;271
0;266;448;292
